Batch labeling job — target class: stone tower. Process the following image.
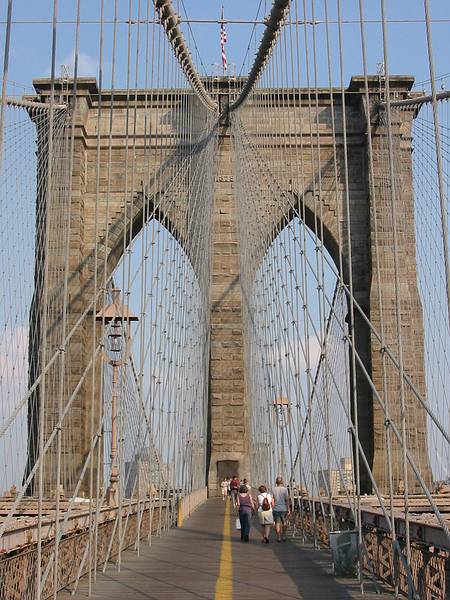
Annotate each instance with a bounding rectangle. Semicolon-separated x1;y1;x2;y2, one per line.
28;76;431;497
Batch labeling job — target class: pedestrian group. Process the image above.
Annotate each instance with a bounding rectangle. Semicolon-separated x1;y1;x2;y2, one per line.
219;475;290;543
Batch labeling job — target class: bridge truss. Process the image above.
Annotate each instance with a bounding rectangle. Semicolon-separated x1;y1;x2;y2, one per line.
0;0;450;598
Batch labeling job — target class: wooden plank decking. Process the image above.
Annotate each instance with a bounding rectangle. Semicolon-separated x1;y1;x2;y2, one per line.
61;499;394;599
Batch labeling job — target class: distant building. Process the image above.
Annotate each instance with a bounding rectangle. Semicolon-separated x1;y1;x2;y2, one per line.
124;449;167;498
339;458;354;494
318;468;340;496
124;453;151;499
318;457;354;496
340;457;352;471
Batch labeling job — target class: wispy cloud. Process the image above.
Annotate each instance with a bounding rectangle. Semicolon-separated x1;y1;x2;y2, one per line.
267;335;321;375
0;325;28;491
0;325;29;413
44;50;98;78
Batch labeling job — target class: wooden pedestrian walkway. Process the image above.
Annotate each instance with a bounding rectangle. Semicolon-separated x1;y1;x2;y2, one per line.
61;499;394;599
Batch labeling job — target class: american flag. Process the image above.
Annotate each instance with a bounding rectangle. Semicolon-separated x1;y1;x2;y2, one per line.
220;7;227;72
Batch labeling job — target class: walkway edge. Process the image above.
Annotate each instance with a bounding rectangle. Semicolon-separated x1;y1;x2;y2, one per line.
177;487;208;528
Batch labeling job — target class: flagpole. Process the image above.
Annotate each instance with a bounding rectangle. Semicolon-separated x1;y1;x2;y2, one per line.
221;6;225;76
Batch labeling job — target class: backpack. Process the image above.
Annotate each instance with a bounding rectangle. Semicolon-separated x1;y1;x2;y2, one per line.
261;493;270;511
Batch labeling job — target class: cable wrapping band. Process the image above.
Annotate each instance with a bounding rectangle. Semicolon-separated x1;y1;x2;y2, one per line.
5;96;67;111
229;0;291;112
380;88;450;109
155;0;217;112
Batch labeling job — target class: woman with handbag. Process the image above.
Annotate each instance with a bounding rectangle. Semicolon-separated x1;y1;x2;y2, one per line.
257;485;274;543
236;484;255;542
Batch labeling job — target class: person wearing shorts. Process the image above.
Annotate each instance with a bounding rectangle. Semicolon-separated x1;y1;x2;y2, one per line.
257;485;274;543
272;476;290;542
220;477;229;501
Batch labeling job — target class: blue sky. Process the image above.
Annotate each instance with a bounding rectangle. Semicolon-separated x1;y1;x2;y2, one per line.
1;1;449;94
1;1;449;489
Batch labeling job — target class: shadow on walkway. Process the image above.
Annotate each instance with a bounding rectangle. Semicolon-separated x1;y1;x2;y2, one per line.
59;499;393;600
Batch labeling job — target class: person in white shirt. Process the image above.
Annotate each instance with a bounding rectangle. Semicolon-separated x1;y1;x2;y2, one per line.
257;484;274;543
220;477;229;501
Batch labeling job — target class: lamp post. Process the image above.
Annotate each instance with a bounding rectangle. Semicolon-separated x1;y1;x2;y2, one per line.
96;288;138;506
273;396;291;481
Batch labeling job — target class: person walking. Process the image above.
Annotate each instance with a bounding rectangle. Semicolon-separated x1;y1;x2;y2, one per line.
230;475;239;507
257;485;274;543
272;476;290;542
236;484;255;542
220;477;229;501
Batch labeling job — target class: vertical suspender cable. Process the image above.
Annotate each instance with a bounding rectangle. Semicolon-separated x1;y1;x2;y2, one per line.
379;0;412;583
53;0;81;594
135;0;152;557
357;1;398;593
93;0;105;583
336;0;363;591
421;0;450;329
85;0;104;589
36;2;58;598
0;0;12;171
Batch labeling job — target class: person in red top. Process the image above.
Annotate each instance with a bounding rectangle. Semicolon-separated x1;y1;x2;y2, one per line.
229;475;240;507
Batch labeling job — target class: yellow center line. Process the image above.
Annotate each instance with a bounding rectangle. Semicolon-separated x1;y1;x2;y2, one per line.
214;498;233;600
